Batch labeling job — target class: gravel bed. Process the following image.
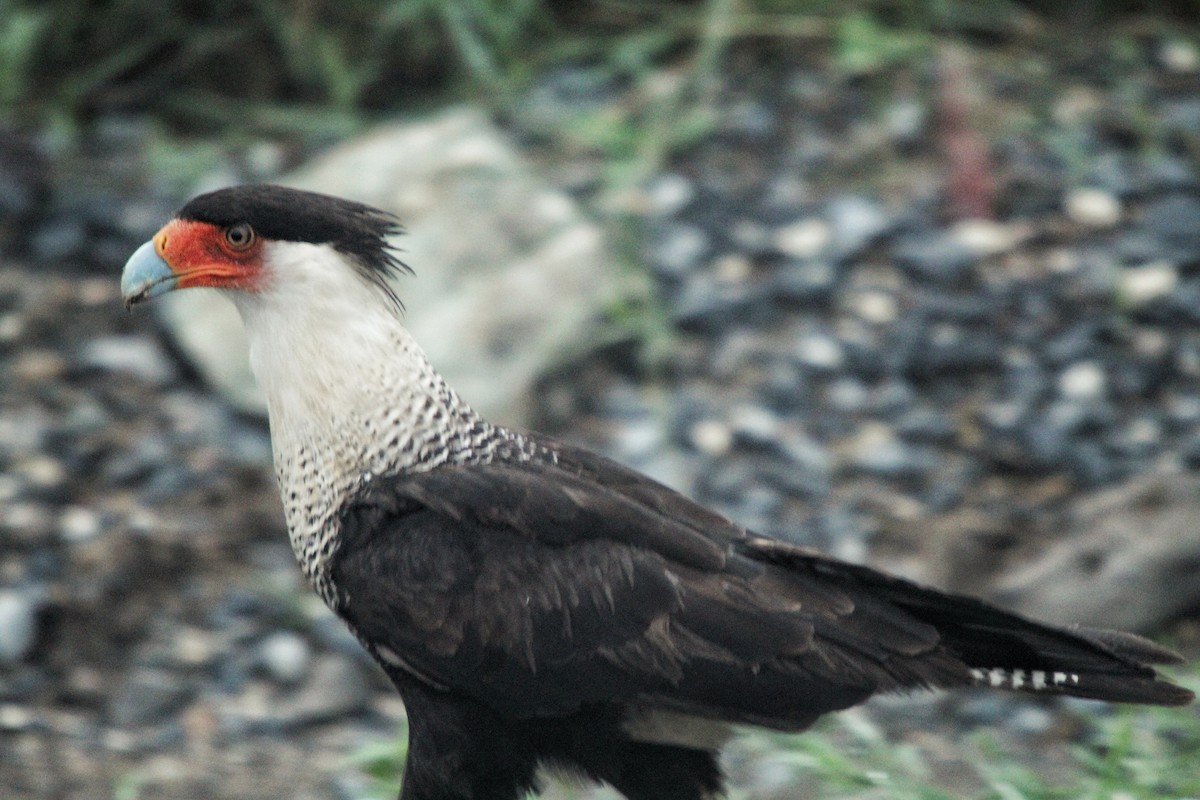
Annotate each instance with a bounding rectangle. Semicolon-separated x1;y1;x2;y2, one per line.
3;25;1199;800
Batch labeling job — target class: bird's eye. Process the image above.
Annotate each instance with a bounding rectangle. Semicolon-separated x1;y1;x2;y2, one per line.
224;222;255;251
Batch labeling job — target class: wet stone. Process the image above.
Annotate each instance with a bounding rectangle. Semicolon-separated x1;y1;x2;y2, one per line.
1071;440;1125;487
30;216;87;262
893;229;978;283
107;667;195;727
1142;193;1200;263
0;590;39;665
771;260;837;303
1021;419;1071;469
642;173;695;218
79;336;176;386
826;194;892;259
871;379;915;417
647;223;710;280
903;327;1002;377
897;408;957;444
273;656;371;728
825;377;870;414
794;330;845;371
102;435;171;486
1106;415;1163;458
670;274;773;332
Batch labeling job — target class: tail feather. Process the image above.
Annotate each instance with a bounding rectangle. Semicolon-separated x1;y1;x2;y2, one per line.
761;544;1195;707
886;591;1195;707
1072;626;1188;665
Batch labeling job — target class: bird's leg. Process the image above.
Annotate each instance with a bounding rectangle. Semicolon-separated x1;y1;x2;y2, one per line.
394;678;539;800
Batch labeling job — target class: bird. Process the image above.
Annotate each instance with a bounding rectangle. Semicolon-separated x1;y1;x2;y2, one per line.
121;184;1193;800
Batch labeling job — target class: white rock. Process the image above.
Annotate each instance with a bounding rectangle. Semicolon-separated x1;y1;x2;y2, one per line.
1065;187;1121;228
729;405;780;441
1059;361;1107;401
1119;261;1178;307
689;419;733;457
949;218;1023;256
795;332;844;370
0;313;22;343
851;290;899;325
0;705;32;731
713;253;752;284
173;627;217;667
259;631;311;685
79;336;175;385
774;218;831;259
1161;39;1199;73
59;505;101;543
643;173;695;217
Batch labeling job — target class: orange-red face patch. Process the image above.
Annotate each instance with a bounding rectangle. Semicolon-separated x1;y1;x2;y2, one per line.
153;219;265;292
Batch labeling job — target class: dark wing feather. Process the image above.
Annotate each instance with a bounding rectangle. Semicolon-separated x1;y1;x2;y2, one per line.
330;455;890;726
331;439;1193;730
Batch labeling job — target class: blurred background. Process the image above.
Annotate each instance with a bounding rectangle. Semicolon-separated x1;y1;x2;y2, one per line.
1;1;1199;798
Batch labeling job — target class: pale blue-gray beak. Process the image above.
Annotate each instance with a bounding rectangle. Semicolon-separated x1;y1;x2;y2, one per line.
121;240;177;309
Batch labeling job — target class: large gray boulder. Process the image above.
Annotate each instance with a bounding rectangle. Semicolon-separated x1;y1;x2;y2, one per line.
157;107;617;427
988;468;1200;632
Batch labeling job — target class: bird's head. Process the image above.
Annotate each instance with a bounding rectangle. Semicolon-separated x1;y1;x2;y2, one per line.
121;184;407;313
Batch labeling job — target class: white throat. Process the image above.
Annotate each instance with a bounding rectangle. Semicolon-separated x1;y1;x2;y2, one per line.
225;241;485;593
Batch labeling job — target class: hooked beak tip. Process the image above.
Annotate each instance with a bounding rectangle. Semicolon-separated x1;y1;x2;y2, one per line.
121;239;177;307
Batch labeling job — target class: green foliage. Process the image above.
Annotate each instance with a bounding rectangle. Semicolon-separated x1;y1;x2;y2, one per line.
112;770;147;800
0;0;558;129
343;720;408;800
0;0;48;110
835;10;930;75
729;661;1200;800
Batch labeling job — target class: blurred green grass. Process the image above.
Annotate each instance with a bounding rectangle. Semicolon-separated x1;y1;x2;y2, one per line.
0;1;1052;136
348;659;1200;800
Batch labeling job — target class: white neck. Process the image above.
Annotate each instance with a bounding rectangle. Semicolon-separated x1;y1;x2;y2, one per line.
226;241;484;589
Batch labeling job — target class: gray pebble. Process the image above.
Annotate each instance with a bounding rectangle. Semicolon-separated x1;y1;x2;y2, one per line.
643;173;695;217
827;194;892;259
79;336;176;385
884;98;926;144
107;667;195;727
274;656;371;727
0;590;38;665
1143;193;1200;262
647;223;710;279
795;331;844;371
893;229;978;283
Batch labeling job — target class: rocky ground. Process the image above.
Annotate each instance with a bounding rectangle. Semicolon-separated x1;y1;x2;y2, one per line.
3;21;1200;800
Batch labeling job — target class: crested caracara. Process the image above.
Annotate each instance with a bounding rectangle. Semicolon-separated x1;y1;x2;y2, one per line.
121;184;1193;800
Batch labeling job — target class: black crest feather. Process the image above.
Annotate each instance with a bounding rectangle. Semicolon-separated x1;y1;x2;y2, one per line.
179;184;409;306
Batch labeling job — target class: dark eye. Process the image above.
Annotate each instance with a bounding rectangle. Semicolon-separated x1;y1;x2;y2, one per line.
224;222;255;251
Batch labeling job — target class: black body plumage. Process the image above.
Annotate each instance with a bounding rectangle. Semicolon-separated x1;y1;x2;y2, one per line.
140;185;1193;800
330;435;1192;800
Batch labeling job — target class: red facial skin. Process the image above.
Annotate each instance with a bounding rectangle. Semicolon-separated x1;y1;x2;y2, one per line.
154;219;265;292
